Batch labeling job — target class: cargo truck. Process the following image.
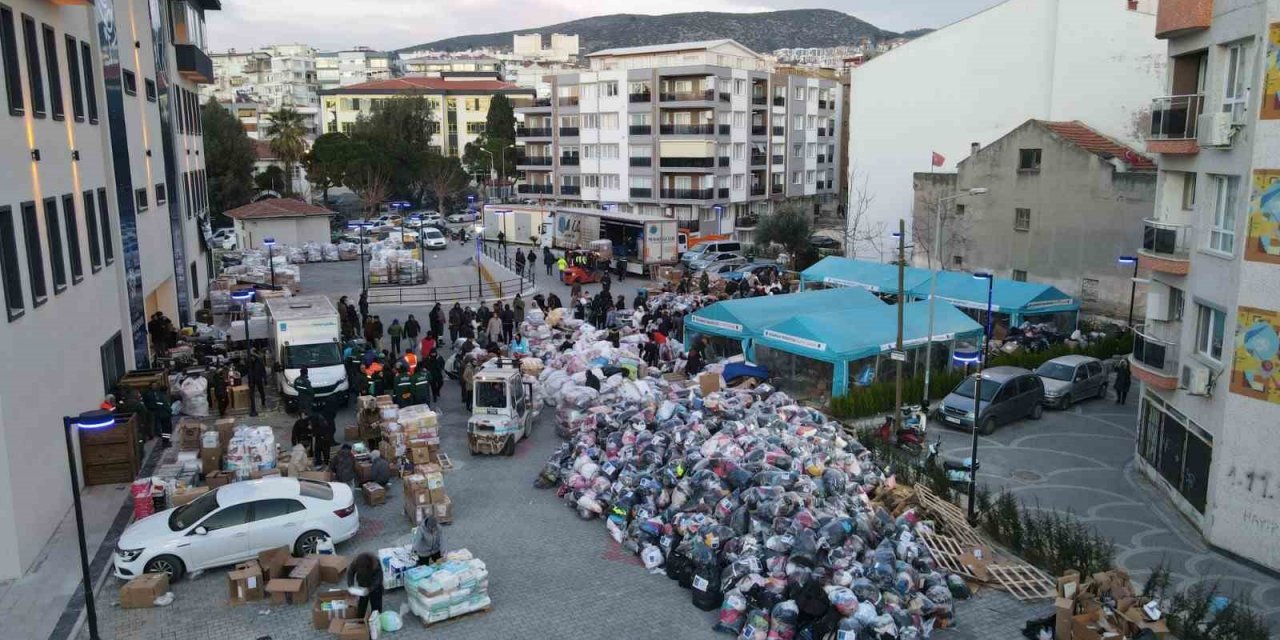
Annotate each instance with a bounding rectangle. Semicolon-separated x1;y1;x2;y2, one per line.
550;207;679;276
481;205;552;247
266;296;349;411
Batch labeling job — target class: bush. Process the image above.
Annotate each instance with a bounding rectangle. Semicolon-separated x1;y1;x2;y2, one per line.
1169;582;1271;640
978;492;1114;577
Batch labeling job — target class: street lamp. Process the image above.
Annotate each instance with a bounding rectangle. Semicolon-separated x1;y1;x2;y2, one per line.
478;148;497;185
967;271;995;524
347;222;369;295
474;224;485;301
1117;256;1139;329
922;187;987;407
713;205;724;236
63;409;116;640
263;237;276;288
232;290;257;417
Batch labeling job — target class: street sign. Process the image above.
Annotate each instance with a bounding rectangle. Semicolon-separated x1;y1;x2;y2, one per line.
890;350;907;362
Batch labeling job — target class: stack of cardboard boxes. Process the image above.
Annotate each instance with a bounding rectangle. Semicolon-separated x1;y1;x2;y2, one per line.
227;546;352;608
403;463;452;525
119;573;170;609
1054;569;1170;640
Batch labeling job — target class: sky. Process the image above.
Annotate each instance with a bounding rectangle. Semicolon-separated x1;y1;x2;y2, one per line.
206;0;1006;52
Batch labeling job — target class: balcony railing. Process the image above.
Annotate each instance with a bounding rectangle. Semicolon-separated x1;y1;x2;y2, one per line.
719;92;731;103
772;155;783;165
558;96;579;106
531;97;552;107
519;156;553;166
772;126;784;136
660;188;713;200
773;96;785;107
629;157;652;167
737;214;760;228
516;127;552;137
750;185;766;196
751;125;767;136
771;183;785;194
817;128;828;137
517;184;553;194
817;155;827;164
175;44;214;84
1132;324;1180;379
1150;95;1203;141
718;188;730;199
752;96;768;106
660;157;716;168
718;124;731;135
630;188;652;198
1140;218;1193;268
718;156;730;167
628;124;652;135
560;185;581;196
628;92;651;103
659;124;715;135
660;89;714;102
559;127;580;137
750;154;767;166
560;155;580;166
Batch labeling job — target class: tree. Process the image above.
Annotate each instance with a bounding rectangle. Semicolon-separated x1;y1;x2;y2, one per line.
264;107;308;197
484;94;516;144
755;201;813;268
419;155;471;212
200;101;255;227
255;166;287;194
349;95;435;203
819;166;886;260
304;132;355;205
344;138;392;221
911;188;972;271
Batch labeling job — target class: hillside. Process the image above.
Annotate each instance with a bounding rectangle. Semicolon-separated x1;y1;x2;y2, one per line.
400;9;898;55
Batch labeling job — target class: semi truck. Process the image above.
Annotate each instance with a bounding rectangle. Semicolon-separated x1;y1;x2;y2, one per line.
481;205;553;247
266;296;349;411
550;207;679;276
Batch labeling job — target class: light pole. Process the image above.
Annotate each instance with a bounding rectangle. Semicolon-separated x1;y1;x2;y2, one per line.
474;224;485;301
968;271;995;524
479;148;497;186
232;290;257;417
63;409;116;640
890;225;914;430
713;205;723;236
348;222;369;295
1117;255;1139;329
922;187;987;407
263;237;276;288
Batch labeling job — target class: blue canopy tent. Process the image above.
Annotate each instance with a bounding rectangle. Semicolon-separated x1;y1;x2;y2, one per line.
799;256;933;295
752;300;984;398
921;271;1079;329
685;287;883;359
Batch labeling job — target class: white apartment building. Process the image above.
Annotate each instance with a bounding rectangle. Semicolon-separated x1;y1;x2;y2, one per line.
847;0;1166;259
512;33;579;62
315;47;395;92
515;40;842;241
0;0;218;580
1131;0;1280;572
401;56;502;76
208;44;321;138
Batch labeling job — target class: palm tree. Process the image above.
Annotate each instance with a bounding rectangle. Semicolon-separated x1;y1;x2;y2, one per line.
264;106;308;197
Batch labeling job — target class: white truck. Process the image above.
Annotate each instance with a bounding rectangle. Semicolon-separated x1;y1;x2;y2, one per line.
481;205;552;247
550;207;679;276
266;296;349;411
466;358;537;456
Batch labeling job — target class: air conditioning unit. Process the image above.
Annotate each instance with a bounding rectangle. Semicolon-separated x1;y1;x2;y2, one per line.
1180;362;1212;396
1197;112;1235;147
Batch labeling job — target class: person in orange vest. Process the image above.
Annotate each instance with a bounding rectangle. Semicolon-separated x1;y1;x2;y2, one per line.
100;394;117;411
402;349;418;375
362;359;384;396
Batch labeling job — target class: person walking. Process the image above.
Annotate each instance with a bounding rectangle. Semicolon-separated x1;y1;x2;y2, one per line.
404;314;421;346
1114;360;1132;405
448;302;463;343
248;347;268;406
527;249;537;283
420;333;437;361
313;402;336;467
394;365;414;408
497;230;506;252
616;255;627;281
347;552;384;618
388;318;404;354
544;246;554;276
500;303;515;344
294;367;315;416
358;291;369;326
513;294;525;325
429;303;445;342
486;312;504;347
556;254;567;277
212;367;230;417
461;359;476;411
515;249;526;278
412;364;432;405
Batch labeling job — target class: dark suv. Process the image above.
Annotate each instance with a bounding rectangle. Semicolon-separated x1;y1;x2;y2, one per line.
939;366;1045;434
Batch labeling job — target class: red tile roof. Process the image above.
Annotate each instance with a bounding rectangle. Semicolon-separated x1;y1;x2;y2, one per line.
254;139;275;161
335;76;523;93
1040;120;1156;171
224;198;334;220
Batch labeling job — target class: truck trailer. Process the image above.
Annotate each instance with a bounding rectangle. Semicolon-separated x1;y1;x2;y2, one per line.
550;207;679;275
266;296;349;410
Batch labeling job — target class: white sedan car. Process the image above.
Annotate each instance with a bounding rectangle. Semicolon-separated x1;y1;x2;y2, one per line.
446;210;478;223
421;227;449;249
113;478;358;581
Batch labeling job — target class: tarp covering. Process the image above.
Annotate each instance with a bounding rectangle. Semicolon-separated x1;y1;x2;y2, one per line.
686;286;882;341
926;270;1078;315
799;256;933;295
754;300;983;363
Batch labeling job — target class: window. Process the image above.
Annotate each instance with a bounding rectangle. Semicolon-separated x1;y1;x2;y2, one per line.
792;143;802;157
734;79;744;95
600;144;618;159
601;174;619;190
144;78;156;102
1194;303;1225;361
630;144;651;158
80;42;97;123
1169;287;1185;321
19;201;45;306
1222;42;1249;122
341;122;353;134
1014;208;1031;231
97;188;112;264
0;206;22;320
155;183;167;206
135;188;148;212
732;174;744;190
82;191;100;271
793;115;803;130
806;143;815;157
1081;278;1099;302
791;171;801;185
0;7;20;115
733;143;744;160
1018;148;1041;171
580;113;598;129
732;111;745;127
952;255;964;266
61;194;81;283
122;69;136;96
793;86;804;100
1011;269;1027;282
250;499;304;522
806;170;815;184
600;81;618;97
41;25;62;120
465;121;484;134
21;15;43;118
199;503;251;531
43;198;65;293
1181;173;1197;210
954;204;966;216
99;332;124;394
600;113;617;130
807;115;816;129
629;176;652;188
64;36;83;121
1208;175;1238;254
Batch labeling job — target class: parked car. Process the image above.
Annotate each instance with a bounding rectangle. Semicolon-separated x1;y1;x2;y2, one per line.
211;228;236;250
112;478;358;581
446;210;478;223
698;257;750;278
421;227;448;249
681;240;743;267
1035;355;1107;409
809;234;843;252
722;262;784;283
688;251;745;272
939;366;1044;434
406;211;443;228
370;214;401;229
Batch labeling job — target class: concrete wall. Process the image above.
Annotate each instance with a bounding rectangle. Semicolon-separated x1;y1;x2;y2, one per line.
235;217;330;248
848;0;1165;258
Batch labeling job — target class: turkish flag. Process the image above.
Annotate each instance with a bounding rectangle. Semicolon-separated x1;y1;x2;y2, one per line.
931;151;945;167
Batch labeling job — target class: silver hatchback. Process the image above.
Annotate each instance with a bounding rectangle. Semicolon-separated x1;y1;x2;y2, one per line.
1035;355;1108;409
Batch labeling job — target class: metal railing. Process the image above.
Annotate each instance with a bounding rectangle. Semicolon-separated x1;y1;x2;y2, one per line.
628;124;652;135
752;96;768;106
773;96;785;106
1150;95;1204;140
558;96;579;106
517;184;552;194
717;188;730;199
772;154;783;165
659;124;715;135
516;127;552;137
817;128;828;137
560;185;581;195
628;92;651;103
526;97;552;108
659;188;713;200
737;213;760;228
750;154;768;166
719;92;731;103
660;157;715;168
1141;217;1193;259
817;154;827;164
718;124;731;135
718;156;730;167
629;157;652;167
751;125;767;136
1132;323;1180;376
560;155;580;166
629;188;652;198
519;156;553;166
559;127;580;137
750;186;766;196
659;89;715;102
772;126;784;136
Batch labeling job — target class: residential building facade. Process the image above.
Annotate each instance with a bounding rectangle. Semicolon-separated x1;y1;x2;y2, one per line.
1131;0;1280;571
401;56;502;76
208;44;321;138
0;0;218;580
315;47;395;92
912;120;1156;321
847;0;1166;259
320;73;534;157
514;40;842;241
512;33;579;62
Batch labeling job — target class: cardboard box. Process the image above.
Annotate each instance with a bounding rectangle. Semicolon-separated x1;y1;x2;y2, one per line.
1071;612;1104;640
257;546;291;581
230;385;250;410
329;616;372;640
250;468;281;480
206;470;234;489
214;418;236;449
177;421;203;450
1122;606;1170;638
1057;570;1081;599
200;446;221;475
1054;597;1074;640
170;486;209;507
410;446;433;465
355;461;373;484
285;556;320;596
698;372;721;396
310;554;350;583
227;564;264;604
298;470;333;482
313;589;358;630
120;573;169;609
266;578;307;605
375;394;393;407
362;482;386;506
433;494;453;524
425;470;446;504
344;424;360;442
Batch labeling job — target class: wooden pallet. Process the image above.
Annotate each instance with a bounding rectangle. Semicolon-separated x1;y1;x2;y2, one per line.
918;530;984;580
436;452;454;472
915;485;984;547
423;605;490;627
988;563;1056;601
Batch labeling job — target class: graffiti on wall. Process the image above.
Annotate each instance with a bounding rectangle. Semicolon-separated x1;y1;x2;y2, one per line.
1263;24;1280;120
1245;170;1280;264
1230;306;1280;404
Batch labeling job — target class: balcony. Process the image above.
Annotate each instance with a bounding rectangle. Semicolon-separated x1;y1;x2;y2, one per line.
560;155;580;166
719;92;731;103
1139;218;1192;275
630;188;653;198
659;124;715;135
772;154;783;165
1130;324;1180;390
817;100;829;110
817;155;827;164
750;154;767;166
718;124;731;135
558;96;579;107
628;124;652;135
660;89;715;102
660;188;714;200
521;97;552;111
771;183;785;194
817;128;828;137
660;157;715;169
629;157;652;167
773;96;785;107
752;96;768;106
175;44;215;84
751;125;767;136
516;126;552;137
1148;95;1203;154
772;126;784;136
628;92;651;103
718;188;730;199
1156;0;1213;39
560;185;581;196
559;127;580;137
718;156;729;167
750;185;767;196
517;184;553;195
737;213;759;228
519;156;553;167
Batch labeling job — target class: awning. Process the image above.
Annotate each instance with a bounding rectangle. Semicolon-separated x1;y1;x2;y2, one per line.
800;256;933;295
754;300;983;363
687;287;883;340
924;270;1078;316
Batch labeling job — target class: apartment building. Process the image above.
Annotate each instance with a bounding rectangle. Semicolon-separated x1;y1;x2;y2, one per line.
512;33;579;62
1131;0;1280;572
401;56;502;76
0;0;218;580
514;40;842;240
320;73;534;157
315;47;395;92
208;44;321;138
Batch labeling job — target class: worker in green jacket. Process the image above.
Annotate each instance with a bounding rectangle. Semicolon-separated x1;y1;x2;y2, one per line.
144;383;173;448
293;367;315;416
394;365;414;408
411;366;432;405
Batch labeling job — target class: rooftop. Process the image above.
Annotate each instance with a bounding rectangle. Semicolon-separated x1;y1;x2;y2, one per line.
587;39;749;58
224;198;334;220
1039;120;1155;171
253;139;275;161
321;76;531;95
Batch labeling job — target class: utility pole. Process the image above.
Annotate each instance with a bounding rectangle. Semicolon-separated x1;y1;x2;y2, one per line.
894;218;906;431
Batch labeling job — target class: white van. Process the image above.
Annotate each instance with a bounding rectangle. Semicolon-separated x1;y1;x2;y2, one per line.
681;240;742;267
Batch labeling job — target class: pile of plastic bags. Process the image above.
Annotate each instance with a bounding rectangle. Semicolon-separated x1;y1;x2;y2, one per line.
224;425;277;478
527;299;968;639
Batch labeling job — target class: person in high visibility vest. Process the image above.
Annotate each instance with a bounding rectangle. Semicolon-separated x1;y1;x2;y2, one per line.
362;359;384;396
394;365;414;408
402;350;418;375
411;365;431;405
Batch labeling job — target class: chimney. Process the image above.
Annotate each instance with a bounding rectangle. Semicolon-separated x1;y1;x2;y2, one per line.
970;142;980;156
